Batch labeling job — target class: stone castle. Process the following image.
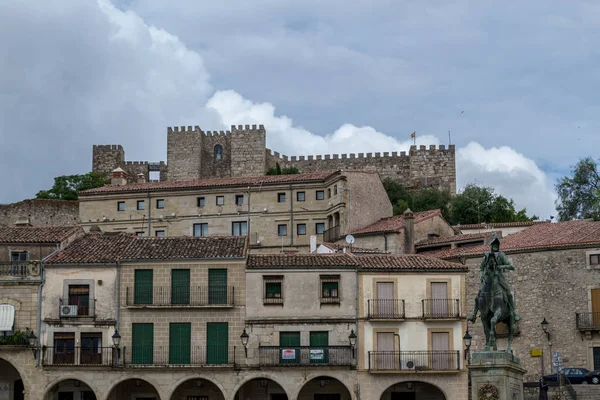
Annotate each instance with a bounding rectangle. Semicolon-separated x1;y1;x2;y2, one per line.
93;124;457;192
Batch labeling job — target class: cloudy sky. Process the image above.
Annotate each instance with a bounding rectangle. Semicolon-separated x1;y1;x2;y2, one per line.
2;0;599;219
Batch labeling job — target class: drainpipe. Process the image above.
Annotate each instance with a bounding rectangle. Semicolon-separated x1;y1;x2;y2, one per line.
247;187;251;241
147;191;151;236
354;261;360;399
37;244;60;367
289;184;294;247
383;233;388;252
116;261;121;330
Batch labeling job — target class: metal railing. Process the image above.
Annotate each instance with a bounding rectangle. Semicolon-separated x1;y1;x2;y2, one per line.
122;345;237;366
576;312;600;330
42;347;115;367
59;298;95;318
422;299;460;319
125;285;235;307
367;299;405;319
263;296;283;305
259;346;353;367
0;262;33;277
320;296;341;305
368;351;460;371
560;373;578;400
323;225;341;242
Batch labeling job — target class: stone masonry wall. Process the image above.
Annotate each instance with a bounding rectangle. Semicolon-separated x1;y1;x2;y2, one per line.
167;126;203;181
230;124;266;177
201;131;232;179
0;199;79;227
92;145;124;176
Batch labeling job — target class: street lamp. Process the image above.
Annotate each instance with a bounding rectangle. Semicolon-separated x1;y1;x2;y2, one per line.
240;329;249;358
348;330;357;358
28;330;37;359
541;317;550;341
112;330;121;365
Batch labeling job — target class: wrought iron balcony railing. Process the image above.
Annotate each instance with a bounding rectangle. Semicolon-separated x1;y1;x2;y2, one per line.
367;299;405;319
122;345;238;366
125;285;235;307
368;350;460;372
42;347;115;367
576;312;600;330
259;346;353;367
422;299;460;319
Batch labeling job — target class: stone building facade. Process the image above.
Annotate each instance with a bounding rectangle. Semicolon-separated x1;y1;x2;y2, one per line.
0;199;80;227
93;124;457;193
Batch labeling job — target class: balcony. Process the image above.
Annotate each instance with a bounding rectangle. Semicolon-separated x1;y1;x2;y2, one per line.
576;312;600;331
59;298;95;319
0;331;29;347
125;286;235;308
122;345;238;367
422;299;460;319
0;262;38;278
42;347;115;367
323;225;341;242
259;346;353;367
367;299;405;319
368;351;460;372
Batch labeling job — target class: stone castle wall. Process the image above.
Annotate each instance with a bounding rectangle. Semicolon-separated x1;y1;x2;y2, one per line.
93;125;456;193
0;199;79;227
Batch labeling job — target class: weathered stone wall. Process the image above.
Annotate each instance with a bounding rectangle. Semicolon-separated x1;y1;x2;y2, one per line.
231;124;266;177
0;199;79;227
201;131;232;179
345;171;393;234
166;126;203;181
92;145;125;176
464;247;600;382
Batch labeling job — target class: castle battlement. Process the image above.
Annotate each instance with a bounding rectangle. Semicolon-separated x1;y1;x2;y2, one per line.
125;161;149;166
93;144;123;151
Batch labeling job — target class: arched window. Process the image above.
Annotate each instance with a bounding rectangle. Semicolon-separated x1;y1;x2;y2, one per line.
214;144;223;161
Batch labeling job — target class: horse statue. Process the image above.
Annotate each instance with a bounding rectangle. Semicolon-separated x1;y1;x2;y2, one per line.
468;234;520;352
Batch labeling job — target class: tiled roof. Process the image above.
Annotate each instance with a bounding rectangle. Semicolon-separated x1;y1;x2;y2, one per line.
0;226;82;244
45;233;247;264
416;232;495;248
352;209;443;235
453;221;550;230
320;242;387;254
80;172;340;195
422;220;600;259
247;253;465;271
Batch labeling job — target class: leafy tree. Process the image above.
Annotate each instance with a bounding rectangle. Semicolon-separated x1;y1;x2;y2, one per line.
555;157;600;221
382;179;413;215
36;172;107;201
382;179;451;219
266;162;301;175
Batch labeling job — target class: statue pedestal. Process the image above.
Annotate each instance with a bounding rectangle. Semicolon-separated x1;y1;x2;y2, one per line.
469;351;526;400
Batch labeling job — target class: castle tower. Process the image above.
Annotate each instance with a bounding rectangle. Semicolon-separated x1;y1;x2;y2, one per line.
230;124;266;177
92;145;125;177
166;126;203;181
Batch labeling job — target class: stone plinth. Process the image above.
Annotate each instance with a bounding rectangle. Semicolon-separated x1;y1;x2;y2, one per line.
469;351;526;400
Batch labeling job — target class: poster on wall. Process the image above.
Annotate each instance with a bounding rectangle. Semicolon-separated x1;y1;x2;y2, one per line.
310;349;324;360
281;349;296;359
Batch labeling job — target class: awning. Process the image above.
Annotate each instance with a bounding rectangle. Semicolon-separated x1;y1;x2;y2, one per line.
0;304;15;332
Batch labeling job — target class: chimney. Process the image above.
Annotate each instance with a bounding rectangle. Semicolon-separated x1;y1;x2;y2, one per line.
310;235;317;253
111;167;127;186
403;208;415;254
14;217;32;227
137;173;146;183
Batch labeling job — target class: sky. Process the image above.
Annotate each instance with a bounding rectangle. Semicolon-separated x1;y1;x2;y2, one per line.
1;0;599;220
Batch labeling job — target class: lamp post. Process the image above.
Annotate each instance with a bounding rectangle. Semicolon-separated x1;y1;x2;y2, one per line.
28;331;37;360
240;329;249;358
540;318;550;377
348;330;357;359
112;330;121;366
463;329;472;393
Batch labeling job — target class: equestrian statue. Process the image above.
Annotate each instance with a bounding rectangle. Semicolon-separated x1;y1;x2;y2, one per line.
467;234;520;352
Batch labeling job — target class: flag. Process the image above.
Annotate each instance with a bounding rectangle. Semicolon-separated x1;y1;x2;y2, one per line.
410;131;416;138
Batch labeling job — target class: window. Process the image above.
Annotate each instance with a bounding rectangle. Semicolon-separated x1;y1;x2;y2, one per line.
68;285;90;316
278;193;286;203
155;230;165;237
53;332;75;365
235;195;244;206
134;270;153;305
278;224;287;236
169;323;191;364
193;223;208;237
156;199;165;209
10;251;27;262
197;197;205;207
214;144;223;160
591;254;600;266
137;200;145;210
216;196;224;206
321;275;340;304
117;201;126;211
232;221;248;236
316;190;325;200
135;232;145;236
316;223;325;234
297;224;306;235
80;333;102;365
334;185;338;195
279;331;300;364
327;188;331;198
264;275;283;304
297;191;305;201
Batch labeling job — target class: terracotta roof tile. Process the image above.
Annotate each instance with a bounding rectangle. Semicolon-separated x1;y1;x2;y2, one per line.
45;233;247;264
247;254;357;268
0;226;82;244
80;172;340;195
320;242;387;254
453;221;550;230
352;209;443;235
416;232;496;247
354;254;466;271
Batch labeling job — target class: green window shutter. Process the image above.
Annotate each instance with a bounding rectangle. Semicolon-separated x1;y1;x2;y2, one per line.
206;322;228;364
266;282;282;297
322;282;338;297
132;323;153;364
310;331;329;364
171;269;190;305
134;270;153;305
279;331;300;364
208;269;228;305
169;323;191;365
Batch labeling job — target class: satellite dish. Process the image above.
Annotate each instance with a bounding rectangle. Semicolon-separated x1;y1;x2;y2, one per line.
345;235;355;244
406;360;414;369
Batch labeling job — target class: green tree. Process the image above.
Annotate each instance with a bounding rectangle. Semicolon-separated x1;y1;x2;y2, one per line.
382;179;413;215
555;157;600;221
36;172;107;201
266;162;301;175
382;179;451;219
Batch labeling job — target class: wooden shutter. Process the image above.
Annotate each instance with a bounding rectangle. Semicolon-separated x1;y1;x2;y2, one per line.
171;269;190;305
310;331;329;364
169;323;191;365
430;282;448;316
280;331;300;364
208;269;228;305
134;270;153;305
377;332;395;369
431;332;450;370
132;323;153;364
206;322;228;364
377;282;395;317
592;289;600;327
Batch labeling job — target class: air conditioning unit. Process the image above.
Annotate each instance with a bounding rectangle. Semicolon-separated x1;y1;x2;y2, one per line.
60;305;78;317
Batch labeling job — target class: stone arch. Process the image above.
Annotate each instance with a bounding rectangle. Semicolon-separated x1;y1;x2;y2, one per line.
42;376;99;400
294;374;355;400
0;297;22;310
104;377;162;400
167;376;226;400
0;354;37;399
232;374;291;400
377;380;448;400
0;357;27;400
